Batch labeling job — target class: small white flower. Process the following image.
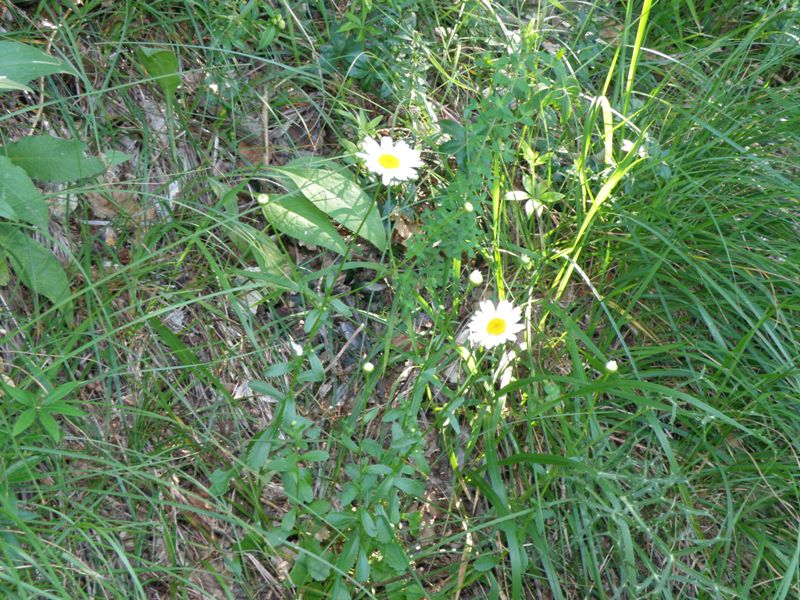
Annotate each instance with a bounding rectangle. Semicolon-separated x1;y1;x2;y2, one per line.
362;361;375;374
467;300;524;349
357;136;422;185
468;270;483;286
463;201;474;212
605;360;618;373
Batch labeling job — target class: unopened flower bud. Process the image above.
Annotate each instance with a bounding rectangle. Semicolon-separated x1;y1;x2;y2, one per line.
468;270;483;286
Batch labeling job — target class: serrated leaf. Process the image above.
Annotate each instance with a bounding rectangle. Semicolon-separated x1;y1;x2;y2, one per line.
275;163;387;252
0;41;75;88
355;549;370;582
0;224;71;318
1;136;106;183
393;476;426;497
258;193;348;255
209;467;236;496
299;450;329;463
0;156;49;229
12;408;37;437
305;540;331;582
384;541;409;572
137;47;180;102
360;510;377;538
337;532;360;572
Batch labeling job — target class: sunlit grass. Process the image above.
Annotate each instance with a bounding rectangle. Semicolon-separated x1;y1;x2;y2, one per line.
1;1;798;598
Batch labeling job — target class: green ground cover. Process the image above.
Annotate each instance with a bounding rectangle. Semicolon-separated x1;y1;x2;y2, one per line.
0;1;798;598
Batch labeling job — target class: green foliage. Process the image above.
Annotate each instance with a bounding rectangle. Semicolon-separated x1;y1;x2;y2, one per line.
0;43;113;317
1;135;107;183
0;40;75;92
0;156;48;229
3;380;86;443
260;159;387;256
0;225;72;317
1;2;799;599
274;162;387;253
136;46;180;104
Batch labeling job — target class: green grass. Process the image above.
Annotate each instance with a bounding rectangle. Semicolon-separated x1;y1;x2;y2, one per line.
1;1;799;598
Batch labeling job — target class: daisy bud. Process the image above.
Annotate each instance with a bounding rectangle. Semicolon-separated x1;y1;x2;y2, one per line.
463;201;474;212
362;361;375;374
256;193;270;205
605;360;618;373
468;270;483;286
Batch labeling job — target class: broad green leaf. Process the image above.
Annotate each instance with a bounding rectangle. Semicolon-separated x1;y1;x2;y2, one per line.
1;136;106;183
275;163;387;252
38;410;61;442
136;47;180;103
0;251;9;286
209;467;236;496
101;150;134;167
355;549;370;582
384;541;409;572
0;41;75;89
43;401;86;418
0;155;49;229
473;554;500;572
12;408;37;437
304;539;331;582
299;450;329;462
360;510;377;538
0;224;71;317
42;381;83;406
0;76;32;93
258;193;348;255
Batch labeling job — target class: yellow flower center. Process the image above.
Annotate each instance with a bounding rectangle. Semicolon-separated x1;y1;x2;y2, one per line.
486;317;507;336
378;153;401;169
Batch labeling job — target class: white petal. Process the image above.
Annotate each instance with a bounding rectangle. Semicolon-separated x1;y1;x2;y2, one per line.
362;137;380;153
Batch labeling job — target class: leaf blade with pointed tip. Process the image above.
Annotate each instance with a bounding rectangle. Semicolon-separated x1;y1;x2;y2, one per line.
0;224;72;318
258;193;348;256
0;156;49;229
0;41;75;88
275;163;387;252
136;47;180;103
1;136;106;183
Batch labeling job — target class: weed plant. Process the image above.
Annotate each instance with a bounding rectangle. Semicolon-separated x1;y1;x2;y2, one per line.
0;1;798;598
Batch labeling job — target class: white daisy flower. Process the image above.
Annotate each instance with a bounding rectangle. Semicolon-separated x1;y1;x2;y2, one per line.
467;300;525;349
357;136;422;185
